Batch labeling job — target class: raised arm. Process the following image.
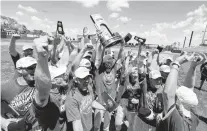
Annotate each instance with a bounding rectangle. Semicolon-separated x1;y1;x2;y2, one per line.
148;49;160;71
184;53;206;89
163;52;194;114
56;38;69;67
95;41;105;70
34;36;53;107
51;36;61;65
9;35;20;56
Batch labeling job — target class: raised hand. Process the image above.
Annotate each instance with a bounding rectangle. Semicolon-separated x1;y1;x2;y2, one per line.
192;53;207;66
175;51;195;65
33;36;49;57
12;34;21;40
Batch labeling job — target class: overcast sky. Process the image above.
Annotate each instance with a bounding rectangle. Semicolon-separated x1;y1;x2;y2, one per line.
1;0;207;46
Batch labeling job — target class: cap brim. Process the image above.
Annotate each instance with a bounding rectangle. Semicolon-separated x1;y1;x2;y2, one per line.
75;67;91;79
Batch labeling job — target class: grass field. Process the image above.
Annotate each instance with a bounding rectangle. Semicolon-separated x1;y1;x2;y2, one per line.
1;42;207;131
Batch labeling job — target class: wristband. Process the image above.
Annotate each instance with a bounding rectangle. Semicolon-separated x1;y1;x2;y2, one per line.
171;61;180;68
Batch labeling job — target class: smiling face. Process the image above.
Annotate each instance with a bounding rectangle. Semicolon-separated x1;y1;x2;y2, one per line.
22;64;36;86
150;77;162;89
76;76;90;94
23;49;33;57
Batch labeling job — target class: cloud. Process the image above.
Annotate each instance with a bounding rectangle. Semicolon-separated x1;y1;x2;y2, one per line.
75;0;100;8
141;29;169;43
194;34;203;40
18;4;37;13
16;11;24;16
70;28;82;35
129;32;137;36
153;4;207;32
117;16;131;23
31;16;41;22
140;24;143;28
44;18;54;24
109;13;119;18
187;4;207;17
114;24;120;28
107;0;129;12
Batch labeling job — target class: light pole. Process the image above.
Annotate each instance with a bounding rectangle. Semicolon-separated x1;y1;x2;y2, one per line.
201;25;207;45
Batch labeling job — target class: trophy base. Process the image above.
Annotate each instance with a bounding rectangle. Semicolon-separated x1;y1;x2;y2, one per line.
101;35;123;48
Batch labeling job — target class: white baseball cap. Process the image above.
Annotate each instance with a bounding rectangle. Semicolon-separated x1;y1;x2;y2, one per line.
130;67;138;76
74;67;91;79
49;65;67;80
16;56;37;69
176;86;198;107
149;70;162;79
79;58;91;68
22;45;33;51
140;51;147;58
160;65;171;73
83;51;93;58
166;57;173;62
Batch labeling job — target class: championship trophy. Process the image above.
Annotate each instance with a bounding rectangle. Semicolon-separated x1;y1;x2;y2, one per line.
90;14;123;48
134;36;146;45
57;21;64;35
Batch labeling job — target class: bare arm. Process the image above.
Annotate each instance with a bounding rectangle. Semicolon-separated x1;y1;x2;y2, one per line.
183;63;196;89
73;120;83;131
184;54;206;89
92;100;106;110
95;42;105;70
149;53;159;71
9;36;19;56
163;53;193;114
51;40;58;65
71;49;87;72
64;48;79;81
34;37;52;107
163;64;179;114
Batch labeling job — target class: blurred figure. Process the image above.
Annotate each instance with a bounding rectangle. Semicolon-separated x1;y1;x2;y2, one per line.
165;57;173;66
1;57;37;131
159;65;170;83
157;52;206;131
9;34;34;68
200;61;207;90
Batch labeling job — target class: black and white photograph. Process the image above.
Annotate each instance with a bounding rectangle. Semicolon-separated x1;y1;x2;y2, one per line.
1;0;207;131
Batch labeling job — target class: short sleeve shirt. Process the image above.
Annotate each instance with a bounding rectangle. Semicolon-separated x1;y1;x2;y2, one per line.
156;108;199;131
95;69;117;105
65;86;94;131
32;94;67;131
1;74;35;116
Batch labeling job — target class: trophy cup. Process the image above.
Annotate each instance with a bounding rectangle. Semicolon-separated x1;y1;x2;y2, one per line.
57;21;64;35
90;14;123;48
134;36;146;45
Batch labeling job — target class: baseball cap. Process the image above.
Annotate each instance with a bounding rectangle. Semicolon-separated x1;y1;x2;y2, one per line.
49;65;67;80
83;51;93;58
22;45;33;51
74;67;91;79
166;57;173;62
176;86;198;107
149;70;162;79
130;67;138;76
140;51;147;58
160;65;170;73
79;58;91;68
16;56;37;69
103;54;114;63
